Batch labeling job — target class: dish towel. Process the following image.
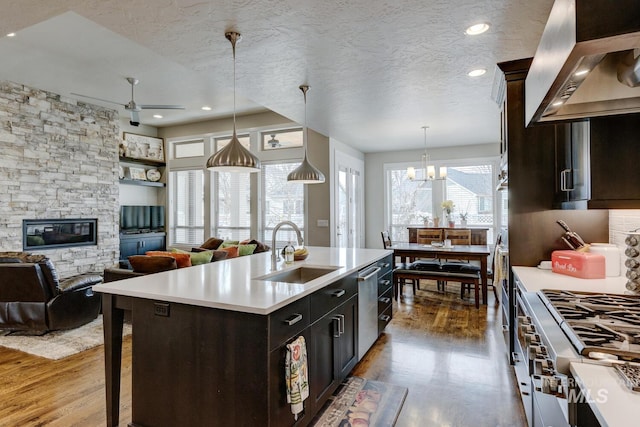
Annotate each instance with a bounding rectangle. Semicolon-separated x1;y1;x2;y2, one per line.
493;247;508;287
286;335;309;420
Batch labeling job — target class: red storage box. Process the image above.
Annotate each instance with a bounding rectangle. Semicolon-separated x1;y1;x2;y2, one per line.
551;250;606;279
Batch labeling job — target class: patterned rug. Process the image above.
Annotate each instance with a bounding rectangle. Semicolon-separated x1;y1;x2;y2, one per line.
312;376;408;426
0;315;131;360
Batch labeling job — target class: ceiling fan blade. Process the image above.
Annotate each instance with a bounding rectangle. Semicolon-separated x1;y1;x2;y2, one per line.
71;92;124;107
139;104;186;110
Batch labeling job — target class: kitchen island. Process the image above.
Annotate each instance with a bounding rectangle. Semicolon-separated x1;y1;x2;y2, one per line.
94;246;392;427
512;266;639;427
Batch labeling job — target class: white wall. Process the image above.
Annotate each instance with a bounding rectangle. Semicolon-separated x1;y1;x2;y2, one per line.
364;143;499;248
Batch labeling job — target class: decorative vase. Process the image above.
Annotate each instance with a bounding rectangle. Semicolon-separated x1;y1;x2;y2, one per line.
460;219;467;227
433;218;439;227
448;220;455;228
445;212;454;228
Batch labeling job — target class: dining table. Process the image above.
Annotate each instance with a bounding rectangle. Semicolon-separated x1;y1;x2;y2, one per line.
391;242;491;304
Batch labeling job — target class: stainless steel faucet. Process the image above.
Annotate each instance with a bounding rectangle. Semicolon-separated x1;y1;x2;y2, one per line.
271;221;304;269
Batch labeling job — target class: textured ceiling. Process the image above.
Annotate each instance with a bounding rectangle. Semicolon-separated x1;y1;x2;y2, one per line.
0;0;554;152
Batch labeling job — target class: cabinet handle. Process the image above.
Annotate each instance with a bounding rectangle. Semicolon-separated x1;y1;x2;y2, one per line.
379;314;391;322
284;314;303;326
379;280;390;286
337;314;345;335
379;263;390;268
359;266;381;281
560;168;574;191
521;391;530;396
332;316;341;338
379;297;391;304
332;289;346;298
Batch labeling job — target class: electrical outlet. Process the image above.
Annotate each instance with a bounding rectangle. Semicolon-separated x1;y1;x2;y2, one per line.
154;302;170;317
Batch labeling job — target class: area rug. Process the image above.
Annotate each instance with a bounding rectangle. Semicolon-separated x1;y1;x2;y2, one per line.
312;376;408;426
0;315;132;360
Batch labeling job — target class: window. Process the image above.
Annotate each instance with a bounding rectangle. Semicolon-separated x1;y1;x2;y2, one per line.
262;162;304;247
385;165;434;242
385;161;496;243
173;139;204;159
170;169;204;244
444;165;494;228
261;129;303;151
213;135;252;241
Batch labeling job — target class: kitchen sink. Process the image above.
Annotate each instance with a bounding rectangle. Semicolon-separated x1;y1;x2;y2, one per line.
256;266;340;284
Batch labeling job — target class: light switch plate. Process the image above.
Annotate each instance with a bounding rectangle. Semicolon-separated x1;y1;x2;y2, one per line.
317;219;329;227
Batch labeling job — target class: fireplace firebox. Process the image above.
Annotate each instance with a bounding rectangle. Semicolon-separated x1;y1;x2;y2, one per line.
23;218;98;250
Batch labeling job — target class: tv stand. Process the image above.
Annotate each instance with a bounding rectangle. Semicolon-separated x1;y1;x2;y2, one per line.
119;231;166;268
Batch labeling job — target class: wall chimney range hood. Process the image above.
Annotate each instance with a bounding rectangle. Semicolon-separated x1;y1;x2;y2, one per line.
525;0;640;125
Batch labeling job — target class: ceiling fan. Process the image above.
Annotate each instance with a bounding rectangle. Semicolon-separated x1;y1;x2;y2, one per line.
72;77;185;126
267;134;281;148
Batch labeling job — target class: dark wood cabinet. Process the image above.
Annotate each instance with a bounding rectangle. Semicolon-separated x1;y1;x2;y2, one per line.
587;114;640;209
376;254;393;334
553;121;591;209
119;232;166;266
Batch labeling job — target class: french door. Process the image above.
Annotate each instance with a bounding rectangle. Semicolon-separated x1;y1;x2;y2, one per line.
335;153;363;248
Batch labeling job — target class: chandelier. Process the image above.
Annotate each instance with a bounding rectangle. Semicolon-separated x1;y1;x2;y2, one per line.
407;126;447;181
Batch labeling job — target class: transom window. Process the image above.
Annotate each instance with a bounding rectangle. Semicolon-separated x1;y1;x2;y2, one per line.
261;129;303;151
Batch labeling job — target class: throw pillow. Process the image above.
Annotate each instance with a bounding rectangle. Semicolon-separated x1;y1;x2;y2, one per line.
239;239;271;253
218;246;239;259
238;244;257;256
170;248;213;266
145;251;192;268
190;247;229;261
129;255;177;273
219;240;240;249
200;237;224;250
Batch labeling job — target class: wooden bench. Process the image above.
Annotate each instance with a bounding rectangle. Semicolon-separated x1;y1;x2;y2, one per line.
393;266;482;309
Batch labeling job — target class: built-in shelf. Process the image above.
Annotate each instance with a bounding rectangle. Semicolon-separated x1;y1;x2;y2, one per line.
119;157;166;167
119;178;165;187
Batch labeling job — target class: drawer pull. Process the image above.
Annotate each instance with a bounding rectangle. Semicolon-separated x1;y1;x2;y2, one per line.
379;280;390;286
379;314;391;322
284;314;303;326
378;297;391;304
379;262;390;268
332;289;346;298
332;316;342;338
521;391;530;396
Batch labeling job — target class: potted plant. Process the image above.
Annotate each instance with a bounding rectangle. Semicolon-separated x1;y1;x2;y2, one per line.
420;215;430;226
459;212;468;227
441;200;455;227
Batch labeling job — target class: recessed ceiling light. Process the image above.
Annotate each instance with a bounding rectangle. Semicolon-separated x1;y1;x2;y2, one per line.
465;23;490;35
201;106;212;111
468;68;487;77
574;69;589;77
153;114;163;119
6;32;15;37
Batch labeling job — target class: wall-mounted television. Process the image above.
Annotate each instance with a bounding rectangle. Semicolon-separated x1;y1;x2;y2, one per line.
23;218;98;250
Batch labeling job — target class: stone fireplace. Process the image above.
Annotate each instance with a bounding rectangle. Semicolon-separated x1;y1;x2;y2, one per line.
0;81;120;277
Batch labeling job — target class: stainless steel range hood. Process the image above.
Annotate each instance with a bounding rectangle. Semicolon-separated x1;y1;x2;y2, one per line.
525;0;640;125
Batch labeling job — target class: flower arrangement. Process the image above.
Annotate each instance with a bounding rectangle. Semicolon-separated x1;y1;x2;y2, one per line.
441;200;455;214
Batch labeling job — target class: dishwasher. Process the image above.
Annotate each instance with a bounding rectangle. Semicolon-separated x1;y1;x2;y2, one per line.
357;264;381;360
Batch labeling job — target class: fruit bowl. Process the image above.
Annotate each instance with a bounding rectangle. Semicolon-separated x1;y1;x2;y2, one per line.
294;247;309;261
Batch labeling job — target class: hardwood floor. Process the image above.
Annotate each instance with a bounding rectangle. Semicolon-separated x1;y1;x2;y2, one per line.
352;280;526;427
0;280;525;427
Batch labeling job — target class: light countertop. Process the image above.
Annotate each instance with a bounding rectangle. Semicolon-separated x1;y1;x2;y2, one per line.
512;266;628;294
94;246;391;315
570;362;640;427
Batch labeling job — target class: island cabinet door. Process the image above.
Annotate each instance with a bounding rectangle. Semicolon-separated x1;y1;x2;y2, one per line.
308;294;359;411
268;329;314;427
129;299;271;427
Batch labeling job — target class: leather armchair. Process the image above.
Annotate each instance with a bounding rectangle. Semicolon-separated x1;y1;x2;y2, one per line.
0;253;103;332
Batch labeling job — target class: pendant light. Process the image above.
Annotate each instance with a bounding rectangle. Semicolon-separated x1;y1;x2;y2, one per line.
287;85;325;184
407;126;447;181
206;31;261;172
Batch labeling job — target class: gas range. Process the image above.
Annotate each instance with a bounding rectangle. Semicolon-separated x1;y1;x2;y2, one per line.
539;289;640;362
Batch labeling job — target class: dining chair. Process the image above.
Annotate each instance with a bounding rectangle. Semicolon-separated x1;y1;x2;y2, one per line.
443;229;471;245
416;228;443;244
459;234;502;304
